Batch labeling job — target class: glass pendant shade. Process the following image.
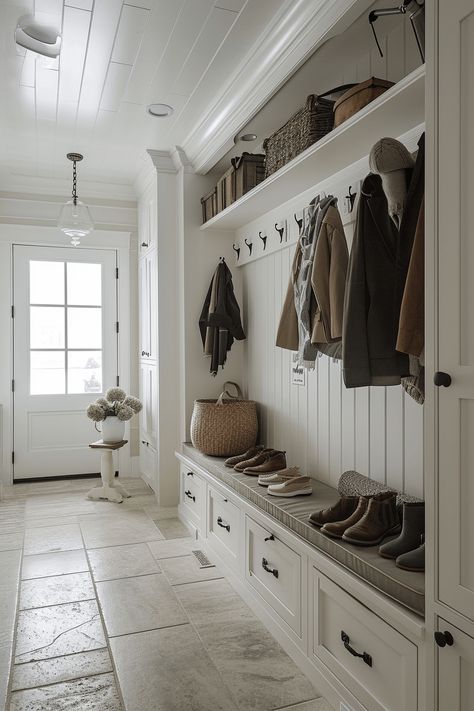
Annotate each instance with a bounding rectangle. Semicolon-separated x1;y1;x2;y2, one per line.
58;153;94;246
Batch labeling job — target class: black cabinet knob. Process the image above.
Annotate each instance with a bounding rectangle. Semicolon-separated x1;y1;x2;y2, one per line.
434;371;452;387
434;631;454;647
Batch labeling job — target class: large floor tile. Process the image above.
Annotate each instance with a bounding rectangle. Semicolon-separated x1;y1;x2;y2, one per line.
159;554;223;586
22;550;89;580
88;542;160;582
0;532;24;551
153;517;190;539
147;537;199;560
96;573;188;637
10;672;121;710
111;625;239;711
275;700;334;711
15;599;106;664
23;524;83;555
0;550;22;711
25;515;80;528
80;511;164;548
19;572;95;610
175;578;318;711
11;648;113;691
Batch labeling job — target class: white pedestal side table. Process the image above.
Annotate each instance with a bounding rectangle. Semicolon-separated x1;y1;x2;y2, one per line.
87;439;130;503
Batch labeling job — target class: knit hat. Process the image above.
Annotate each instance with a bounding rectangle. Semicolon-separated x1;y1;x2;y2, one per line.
369;137;415;228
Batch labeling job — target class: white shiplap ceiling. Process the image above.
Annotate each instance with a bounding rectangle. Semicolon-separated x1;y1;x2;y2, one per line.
0;0;286;188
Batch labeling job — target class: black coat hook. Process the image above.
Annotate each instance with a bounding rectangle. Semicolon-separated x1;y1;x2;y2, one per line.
294;213;303;230
274;223;285;243
259;231;267;251
244;238;253;256
232;244;240;261
345;185;357;213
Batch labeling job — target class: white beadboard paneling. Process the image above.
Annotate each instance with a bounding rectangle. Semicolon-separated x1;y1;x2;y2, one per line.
385;386;404;492
59;6;91;105
66;0;93;9
369;387;387;484
355;388;370;474
35;67;59;122
112;5;149;66
100;62;132;112
329;360;342;488
404;389;424;498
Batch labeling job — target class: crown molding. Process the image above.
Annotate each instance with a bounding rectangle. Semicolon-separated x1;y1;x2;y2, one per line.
182;0;372;173
171;146;194;174
133;149;180;198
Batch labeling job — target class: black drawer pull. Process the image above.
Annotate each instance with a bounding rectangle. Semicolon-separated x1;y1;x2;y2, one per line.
262;557;278;578
141;440;149;446
141;242;148;247
184;490;195;502
217;516;230;532
341;631;372;667
434;631;454;648
186;471;193;477
264;534;275;542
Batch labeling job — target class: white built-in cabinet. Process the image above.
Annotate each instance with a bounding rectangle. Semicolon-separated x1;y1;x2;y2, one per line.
430;1;474;707
138;184;158;491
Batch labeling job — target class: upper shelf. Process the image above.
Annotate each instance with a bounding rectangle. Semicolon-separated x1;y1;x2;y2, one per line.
200;65;425;231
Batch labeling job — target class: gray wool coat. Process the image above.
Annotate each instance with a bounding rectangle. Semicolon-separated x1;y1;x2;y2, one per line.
342;173;410;388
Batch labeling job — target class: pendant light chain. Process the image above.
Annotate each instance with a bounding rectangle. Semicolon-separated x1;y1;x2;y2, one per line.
58;152;94;244
72;159;77;205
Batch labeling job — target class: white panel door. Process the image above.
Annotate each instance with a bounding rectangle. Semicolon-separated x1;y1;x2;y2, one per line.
13;245;118;479
138;249;157;361
437;0;474;621
438;620;474;710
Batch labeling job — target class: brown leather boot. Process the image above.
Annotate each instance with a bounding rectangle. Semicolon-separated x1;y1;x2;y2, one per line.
321;496;371;539
234;448;276;471
224;445;263;468
242;451;287;475
342;492;400;546
308;496;359;527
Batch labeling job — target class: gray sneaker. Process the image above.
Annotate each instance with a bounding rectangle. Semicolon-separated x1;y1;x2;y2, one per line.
267;476;313;497
258;467;300;487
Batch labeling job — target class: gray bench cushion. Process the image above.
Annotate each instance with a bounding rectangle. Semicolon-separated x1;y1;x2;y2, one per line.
181;444;424;617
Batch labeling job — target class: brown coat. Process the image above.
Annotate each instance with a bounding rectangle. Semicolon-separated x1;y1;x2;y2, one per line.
396;199;424;357
276;205;349;350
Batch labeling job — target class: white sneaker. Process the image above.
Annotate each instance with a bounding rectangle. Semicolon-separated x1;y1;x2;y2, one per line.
267;476;313;497
258;466;300;487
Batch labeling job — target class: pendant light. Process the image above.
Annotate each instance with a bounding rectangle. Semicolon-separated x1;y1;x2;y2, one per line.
58;153;94;246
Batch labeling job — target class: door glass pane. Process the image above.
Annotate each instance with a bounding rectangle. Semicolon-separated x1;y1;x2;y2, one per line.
30;351;65;394
68;351;102;394
67;263;102;306
30;306;65;348
67;308;102;348
30;261;64;304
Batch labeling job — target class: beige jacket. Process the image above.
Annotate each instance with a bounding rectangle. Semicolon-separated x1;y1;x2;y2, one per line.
276;205;349;350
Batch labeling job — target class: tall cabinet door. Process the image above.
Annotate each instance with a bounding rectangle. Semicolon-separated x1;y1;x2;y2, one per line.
139;250;158;362
438;620;474;709
437;0;474;621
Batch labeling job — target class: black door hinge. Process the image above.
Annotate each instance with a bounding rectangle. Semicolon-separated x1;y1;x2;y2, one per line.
11;305;14;318
11;379;15;392
116;322;119;333
11;451;14;464
116;375;120;386
115;267;119;279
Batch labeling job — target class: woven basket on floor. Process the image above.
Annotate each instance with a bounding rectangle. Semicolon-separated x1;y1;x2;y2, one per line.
190;382;258;457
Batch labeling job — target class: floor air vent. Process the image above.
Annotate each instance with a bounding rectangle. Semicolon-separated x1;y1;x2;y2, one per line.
192;549;215;569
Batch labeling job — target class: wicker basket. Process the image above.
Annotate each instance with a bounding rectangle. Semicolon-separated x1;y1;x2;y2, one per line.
190;382;258;457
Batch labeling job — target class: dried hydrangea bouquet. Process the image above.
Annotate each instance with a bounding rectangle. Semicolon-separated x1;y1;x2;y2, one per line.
87;387;142;443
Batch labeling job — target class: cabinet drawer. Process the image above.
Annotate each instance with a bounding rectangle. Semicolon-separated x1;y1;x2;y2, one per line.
180;466;206;528
312;571;417;711
208;487;240;562
245;515;302;636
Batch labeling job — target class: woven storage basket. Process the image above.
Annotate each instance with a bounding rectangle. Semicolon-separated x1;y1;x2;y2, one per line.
263;90;341;178
190;382;258;457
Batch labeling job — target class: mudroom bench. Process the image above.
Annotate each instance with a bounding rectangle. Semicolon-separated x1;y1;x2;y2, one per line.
176;444;426;711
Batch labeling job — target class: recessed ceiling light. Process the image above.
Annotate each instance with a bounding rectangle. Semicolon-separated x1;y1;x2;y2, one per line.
146;103;174;118
240;133;258;142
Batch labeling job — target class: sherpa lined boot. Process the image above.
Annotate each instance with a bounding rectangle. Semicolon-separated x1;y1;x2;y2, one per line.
321;496;371;539
243;450;287;475
234;448;276;471
396;536;425;572
224;445;264;468
379;502;425;558
342;492;400;546
309;496;359;527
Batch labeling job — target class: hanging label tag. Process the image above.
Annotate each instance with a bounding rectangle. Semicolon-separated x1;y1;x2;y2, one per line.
291;361;306;386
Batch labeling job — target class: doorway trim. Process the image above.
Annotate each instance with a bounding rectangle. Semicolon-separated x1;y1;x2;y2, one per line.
0;224;132;486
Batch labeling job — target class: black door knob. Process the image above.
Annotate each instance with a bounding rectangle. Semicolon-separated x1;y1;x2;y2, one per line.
434;371;452;387
434;631;454;647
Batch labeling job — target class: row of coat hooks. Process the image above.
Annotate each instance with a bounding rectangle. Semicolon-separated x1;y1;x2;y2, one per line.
232;184;358;261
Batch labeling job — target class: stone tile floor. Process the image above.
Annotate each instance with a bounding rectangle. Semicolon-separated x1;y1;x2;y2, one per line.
0;476;333;711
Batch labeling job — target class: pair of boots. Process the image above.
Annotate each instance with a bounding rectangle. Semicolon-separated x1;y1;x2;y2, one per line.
309;492;401;546
379;502;425;571
224;446;287;475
